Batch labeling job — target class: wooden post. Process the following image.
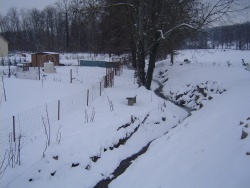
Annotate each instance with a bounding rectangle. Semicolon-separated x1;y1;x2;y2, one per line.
58;100;60;120
2;76;7;101
106;67;108;87
111;70;114;87
70;69;72;83
110;69;112;86
13;116;16;142
100;82;102;96
113;69;114;86
104;76;107;88
87;90;89;106
8;61;11;78
38;57;40;80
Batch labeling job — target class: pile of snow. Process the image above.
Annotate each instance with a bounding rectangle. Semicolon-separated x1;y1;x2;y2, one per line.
1;49;250;188
43;62;56;73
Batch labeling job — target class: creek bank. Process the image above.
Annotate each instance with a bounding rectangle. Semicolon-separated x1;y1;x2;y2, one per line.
93;80;193;188
93;141;152;188
153;79;192;116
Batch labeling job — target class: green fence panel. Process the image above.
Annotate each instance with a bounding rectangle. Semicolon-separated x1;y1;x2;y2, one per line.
79;60;111;68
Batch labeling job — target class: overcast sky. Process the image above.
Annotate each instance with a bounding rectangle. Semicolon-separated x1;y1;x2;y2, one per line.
0;0;249;23
0;0;58;15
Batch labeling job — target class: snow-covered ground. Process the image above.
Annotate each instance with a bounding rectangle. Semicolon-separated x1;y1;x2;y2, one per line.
0;49;250;188
0;66;106;119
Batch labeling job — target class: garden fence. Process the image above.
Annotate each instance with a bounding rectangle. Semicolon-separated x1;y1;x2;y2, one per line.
0;77;106;153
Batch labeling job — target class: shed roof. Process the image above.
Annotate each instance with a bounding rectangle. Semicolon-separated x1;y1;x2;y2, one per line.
0;35;8;43
31;52;59;55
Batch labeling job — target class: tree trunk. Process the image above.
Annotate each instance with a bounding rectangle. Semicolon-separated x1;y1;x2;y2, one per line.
137;39;146;86
170;49;174;65
130;37;137;69
65;12;70;50
146;32;160;90
136;1;146;87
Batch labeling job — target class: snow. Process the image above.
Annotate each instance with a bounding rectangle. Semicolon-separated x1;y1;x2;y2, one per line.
1;49;250;188
0;66;106;119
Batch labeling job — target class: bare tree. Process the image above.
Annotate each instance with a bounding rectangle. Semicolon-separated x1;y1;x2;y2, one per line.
102;0;248;89
42;6;58;50
56;0;72;51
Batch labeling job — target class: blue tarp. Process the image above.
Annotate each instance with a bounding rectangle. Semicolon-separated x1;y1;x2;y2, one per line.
79;60;111;68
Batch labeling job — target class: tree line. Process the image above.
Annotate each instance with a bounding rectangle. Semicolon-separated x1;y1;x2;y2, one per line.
0;0;248;89
183;22;250;50
208;22;250;50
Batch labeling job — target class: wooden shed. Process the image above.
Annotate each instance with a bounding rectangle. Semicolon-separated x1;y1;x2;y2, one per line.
0;35;8;57
31;52;60;67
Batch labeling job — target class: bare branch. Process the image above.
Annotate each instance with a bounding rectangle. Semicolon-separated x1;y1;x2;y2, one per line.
0;150;9;179
56;124;62;144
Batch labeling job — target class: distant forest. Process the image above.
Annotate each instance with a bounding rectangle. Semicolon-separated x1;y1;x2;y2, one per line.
0;1;249;57
189;22;250;50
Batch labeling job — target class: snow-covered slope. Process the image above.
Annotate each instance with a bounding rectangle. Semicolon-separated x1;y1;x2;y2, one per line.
110;56;250;188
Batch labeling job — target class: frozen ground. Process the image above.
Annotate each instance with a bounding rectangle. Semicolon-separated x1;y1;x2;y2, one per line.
0;66;106;119
0;49;250;188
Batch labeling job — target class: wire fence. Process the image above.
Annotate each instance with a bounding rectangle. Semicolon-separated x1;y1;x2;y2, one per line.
0;62;122;178
0;62;121;153
175;59;249;69
0;77;106;153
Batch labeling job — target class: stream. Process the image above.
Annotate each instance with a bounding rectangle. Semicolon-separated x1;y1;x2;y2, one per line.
93;80;192;188
153;79;192;116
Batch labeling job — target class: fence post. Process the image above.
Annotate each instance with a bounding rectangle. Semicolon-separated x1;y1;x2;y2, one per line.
13;116;16;142
111;72;113;87
87;89;89;106
104;76;107;88
111;70;114;87
110;72;112;87
70;69;72;83
58;100;60;120
100;82;102;96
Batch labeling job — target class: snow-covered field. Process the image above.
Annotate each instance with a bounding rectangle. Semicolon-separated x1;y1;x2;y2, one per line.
0;66;106;119
0;49;250;188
